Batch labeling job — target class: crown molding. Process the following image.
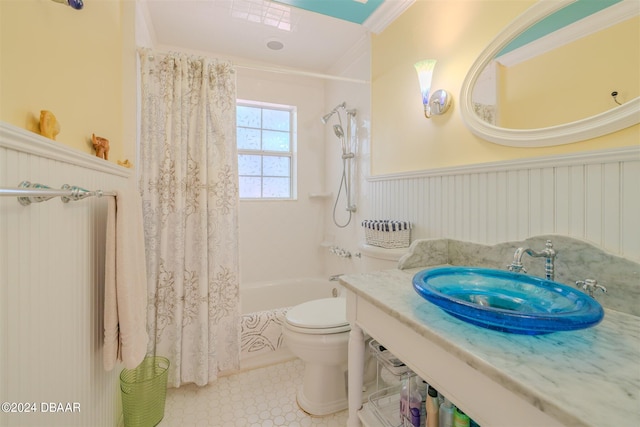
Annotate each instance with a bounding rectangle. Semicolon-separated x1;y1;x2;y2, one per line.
363;0;415;34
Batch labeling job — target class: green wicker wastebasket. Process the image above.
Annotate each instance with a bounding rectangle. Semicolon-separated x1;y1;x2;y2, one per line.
120;356;170;427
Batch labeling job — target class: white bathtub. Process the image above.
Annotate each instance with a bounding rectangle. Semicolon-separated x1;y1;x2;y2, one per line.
239;277;341;371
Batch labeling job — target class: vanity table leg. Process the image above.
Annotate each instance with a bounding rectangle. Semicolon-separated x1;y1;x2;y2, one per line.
347;322;365;427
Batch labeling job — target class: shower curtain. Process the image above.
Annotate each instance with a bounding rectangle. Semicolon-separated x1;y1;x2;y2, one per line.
138;49;240;387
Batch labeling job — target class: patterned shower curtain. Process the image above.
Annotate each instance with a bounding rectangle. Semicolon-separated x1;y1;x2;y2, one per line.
138;49;240;387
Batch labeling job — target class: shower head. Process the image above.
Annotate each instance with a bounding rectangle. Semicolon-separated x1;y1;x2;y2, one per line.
333;124;344;139
321;111;335;124
320;101;347;124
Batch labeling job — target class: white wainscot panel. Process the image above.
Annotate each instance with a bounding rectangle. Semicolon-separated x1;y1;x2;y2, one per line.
0;122;131;427
367;147;640;262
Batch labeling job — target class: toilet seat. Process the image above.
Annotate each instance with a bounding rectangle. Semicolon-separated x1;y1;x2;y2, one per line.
285;298;350;334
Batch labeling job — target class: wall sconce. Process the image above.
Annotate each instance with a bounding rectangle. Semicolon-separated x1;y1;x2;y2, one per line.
414;59;452;118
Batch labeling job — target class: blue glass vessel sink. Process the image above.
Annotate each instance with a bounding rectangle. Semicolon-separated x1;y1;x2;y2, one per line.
412;267;604;335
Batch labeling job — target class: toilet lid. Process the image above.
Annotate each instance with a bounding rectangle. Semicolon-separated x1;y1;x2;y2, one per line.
286;298;349;329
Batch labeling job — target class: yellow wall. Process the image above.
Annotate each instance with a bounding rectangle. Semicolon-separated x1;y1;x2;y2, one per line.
371;0;640;175
0;0;137;164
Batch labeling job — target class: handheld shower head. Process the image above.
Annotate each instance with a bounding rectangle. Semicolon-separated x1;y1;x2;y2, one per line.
333;124;344;139
334;124;347;155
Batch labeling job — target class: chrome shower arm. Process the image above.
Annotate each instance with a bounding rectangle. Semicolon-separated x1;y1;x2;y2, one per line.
321;102;347;124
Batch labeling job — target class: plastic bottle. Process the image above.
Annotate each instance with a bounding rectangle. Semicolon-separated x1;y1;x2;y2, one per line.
417;379;428;402
408;377;423;427
426;386;439;427
417;380;428;426
439;398;454;427
400;377;409;421
453;407;470;427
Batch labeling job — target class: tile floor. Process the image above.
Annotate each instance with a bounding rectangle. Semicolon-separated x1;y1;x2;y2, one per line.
158;359;349;427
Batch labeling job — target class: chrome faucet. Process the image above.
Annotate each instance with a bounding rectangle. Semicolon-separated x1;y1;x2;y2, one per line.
329;245;352;258
507;240;557;280
576;279;607;298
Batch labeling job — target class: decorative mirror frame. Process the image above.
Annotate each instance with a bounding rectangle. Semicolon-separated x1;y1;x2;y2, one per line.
460;0;640;147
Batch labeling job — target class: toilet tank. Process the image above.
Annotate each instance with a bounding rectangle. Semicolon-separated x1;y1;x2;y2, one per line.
358;244;408;272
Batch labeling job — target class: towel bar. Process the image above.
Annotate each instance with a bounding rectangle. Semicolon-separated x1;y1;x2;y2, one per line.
0;181;116;205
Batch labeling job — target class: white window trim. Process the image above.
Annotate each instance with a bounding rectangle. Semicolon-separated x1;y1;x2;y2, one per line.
237;100;297;200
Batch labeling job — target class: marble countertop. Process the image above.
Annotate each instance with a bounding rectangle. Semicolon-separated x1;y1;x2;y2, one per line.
341;267;640;427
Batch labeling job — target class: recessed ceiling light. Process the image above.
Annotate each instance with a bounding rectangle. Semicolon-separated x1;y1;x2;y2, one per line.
266;39;284;50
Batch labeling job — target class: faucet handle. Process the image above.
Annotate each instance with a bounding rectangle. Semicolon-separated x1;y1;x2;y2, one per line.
507;260;527;273
507;263;527;274
576;279;607;298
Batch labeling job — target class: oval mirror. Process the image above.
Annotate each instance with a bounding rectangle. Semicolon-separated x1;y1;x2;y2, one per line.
460;0;640;147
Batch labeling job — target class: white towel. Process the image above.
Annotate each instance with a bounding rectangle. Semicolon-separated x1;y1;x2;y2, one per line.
104;189;149;371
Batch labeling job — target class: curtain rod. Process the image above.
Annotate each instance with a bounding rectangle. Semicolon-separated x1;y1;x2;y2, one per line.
234;63;370;84
138;48;369;84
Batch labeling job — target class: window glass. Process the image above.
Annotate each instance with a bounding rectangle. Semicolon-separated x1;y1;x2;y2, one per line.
237;128;261;150
237;101;295;199
239;177;262;198
238;154;262;176
262;130;289;152
262;109;290;131
263;156;290;177
237;105;261;128
263;177;290;198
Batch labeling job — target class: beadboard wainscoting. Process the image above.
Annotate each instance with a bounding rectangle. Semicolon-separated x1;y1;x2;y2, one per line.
366;147;640;262
0;123;131;426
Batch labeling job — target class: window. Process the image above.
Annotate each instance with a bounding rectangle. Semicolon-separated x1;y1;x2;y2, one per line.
237;101;296;199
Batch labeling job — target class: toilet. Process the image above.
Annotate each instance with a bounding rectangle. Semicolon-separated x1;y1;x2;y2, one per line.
283;244;407;416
